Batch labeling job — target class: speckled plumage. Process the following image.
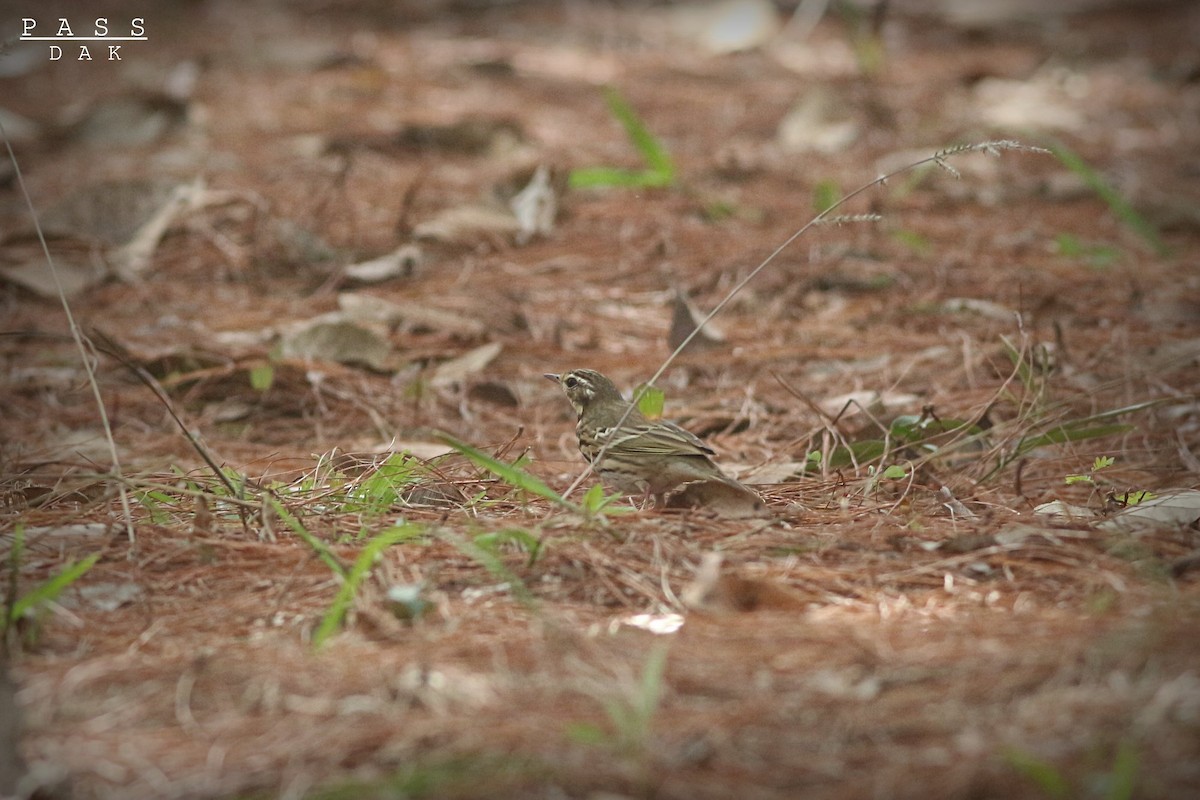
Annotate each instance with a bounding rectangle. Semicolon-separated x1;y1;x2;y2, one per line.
546;369;757;504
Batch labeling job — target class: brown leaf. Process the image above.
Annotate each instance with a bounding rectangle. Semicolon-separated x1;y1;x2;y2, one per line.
668;288;726;352
682;553;806;613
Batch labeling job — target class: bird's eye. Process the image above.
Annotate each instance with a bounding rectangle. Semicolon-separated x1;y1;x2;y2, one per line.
564;376;578;389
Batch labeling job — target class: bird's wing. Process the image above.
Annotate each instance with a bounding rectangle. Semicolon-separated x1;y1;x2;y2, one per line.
603;421;717;459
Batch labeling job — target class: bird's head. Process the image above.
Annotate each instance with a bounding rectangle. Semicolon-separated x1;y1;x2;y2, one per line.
544;368;624;416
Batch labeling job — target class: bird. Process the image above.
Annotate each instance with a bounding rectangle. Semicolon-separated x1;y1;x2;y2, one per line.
545;368;761;508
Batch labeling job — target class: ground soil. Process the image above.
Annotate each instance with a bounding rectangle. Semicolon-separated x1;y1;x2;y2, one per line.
2;1;1199;798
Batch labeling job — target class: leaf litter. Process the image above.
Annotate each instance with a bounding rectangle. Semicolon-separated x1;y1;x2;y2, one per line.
2;3;1199;800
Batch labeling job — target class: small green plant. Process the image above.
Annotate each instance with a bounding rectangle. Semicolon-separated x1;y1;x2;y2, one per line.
342;452;423;521
580;484;634;516
1065;455;1116;486
569;87;675;189
473;527;543;567
568;643;669;760
270;495;429;648
311;522;425;648
269;497;347;578
4;524;100;649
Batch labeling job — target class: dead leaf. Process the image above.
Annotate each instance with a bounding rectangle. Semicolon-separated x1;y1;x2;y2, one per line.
401;483;468;509
668;288;725;352
682;553;805;612
413;204;520;244
665;0;782;55
280;314;393;371
67;92;189;147
941;297;1016;322
73;583;144;613
1098;491;1200;533
468;381;520;407
343;244;422;283
431;342;503;388
0;107;40;144
0;258;106;299
39;178;187;244
337;292;486;337
1033;500;1099;522
737;461;807;484
777;88;859;154
820;390;919;419
510;164;558;244
110;178;209;279
973;71;1087;132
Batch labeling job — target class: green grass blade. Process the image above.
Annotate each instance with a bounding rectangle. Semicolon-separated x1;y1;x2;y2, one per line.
567;87;675;189
1016;423;1133;455
568;167;673;189
1004;749;1071;799
603;86;673;179
312;523;424;648
1048;140;1167;256
268;496;347;578
1107;739;1138;800
438;529;535;608
435;432;577;510
9;552;100;624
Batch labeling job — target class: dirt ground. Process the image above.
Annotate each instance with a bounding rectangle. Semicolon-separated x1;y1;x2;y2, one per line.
2;1;1199;798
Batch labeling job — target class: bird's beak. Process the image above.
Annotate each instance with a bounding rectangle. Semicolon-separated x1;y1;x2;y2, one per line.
543;373;561;383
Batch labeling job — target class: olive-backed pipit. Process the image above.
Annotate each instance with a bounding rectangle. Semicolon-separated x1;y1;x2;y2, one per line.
545;368;759;507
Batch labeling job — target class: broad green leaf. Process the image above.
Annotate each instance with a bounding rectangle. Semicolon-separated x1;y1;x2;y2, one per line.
824;440;887;469
249;363;274;392
633;385;665;419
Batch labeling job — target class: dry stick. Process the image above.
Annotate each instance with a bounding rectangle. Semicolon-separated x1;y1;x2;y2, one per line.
89;331;245;505
560;140;1051;502
0;121;137;543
